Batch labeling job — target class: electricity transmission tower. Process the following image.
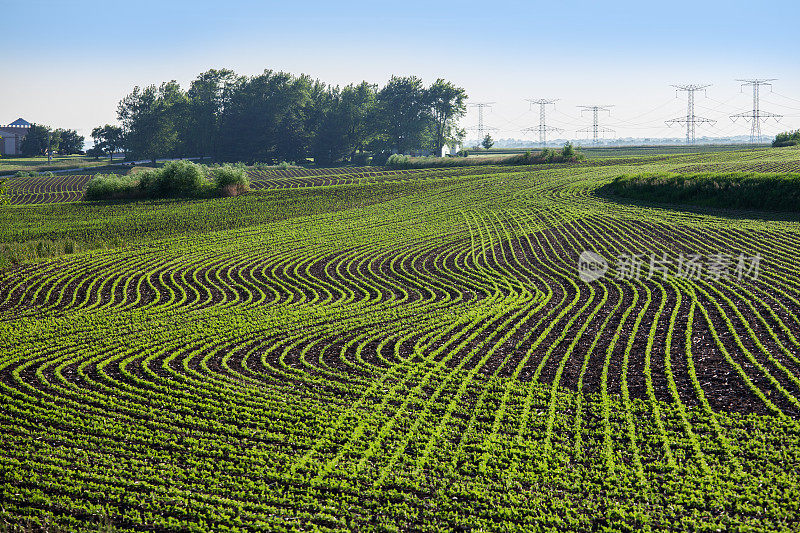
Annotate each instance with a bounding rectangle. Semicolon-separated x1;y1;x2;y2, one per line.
466;102;498;141
666;84;715;144
577;105;614;144
523;99;563;146
730;79;782;144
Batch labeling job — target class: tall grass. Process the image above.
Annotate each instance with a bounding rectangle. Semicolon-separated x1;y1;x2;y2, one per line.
605;172;800;212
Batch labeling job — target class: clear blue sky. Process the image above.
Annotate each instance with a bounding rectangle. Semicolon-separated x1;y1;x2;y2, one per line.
2;0;798;142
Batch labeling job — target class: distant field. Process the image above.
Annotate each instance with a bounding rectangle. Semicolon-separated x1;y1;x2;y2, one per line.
474;143;771;158
0;154;108;174
2;146;800;531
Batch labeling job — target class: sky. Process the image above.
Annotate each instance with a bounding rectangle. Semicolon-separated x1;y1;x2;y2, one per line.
2;0;799;144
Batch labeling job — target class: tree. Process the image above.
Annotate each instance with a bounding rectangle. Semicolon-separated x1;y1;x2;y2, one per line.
312;82;378;164
118;81;188;163
427;79;467;156
186;69;241;159
773;130;800;147
56;129;85;154
20;125;53;156
91;125;124;161
341;82;378;161
481;134;494;150
215;70;331;164
376;76;431;154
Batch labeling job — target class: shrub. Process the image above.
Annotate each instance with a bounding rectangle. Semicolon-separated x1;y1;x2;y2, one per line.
143;160;210;198
209;165;250;197
84;173;141;201
83;161;252;201
386;154;412;169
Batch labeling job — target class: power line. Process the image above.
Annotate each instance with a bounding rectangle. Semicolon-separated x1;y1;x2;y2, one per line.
772;91;800;106
761;97;800;112
730;79;783;143
466;102;498;139
665;84;716;144
577;105;614;143
522;99;563;146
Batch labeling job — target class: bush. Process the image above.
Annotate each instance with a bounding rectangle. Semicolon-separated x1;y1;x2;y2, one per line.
140;160;209;197
84;173;141;201
209;165;250;197
83;160;251;201
386;154;412;169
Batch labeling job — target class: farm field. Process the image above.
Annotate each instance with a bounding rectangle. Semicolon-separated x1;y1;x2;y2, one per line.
0;155;108;175
2;146;800;531
472;144;772;159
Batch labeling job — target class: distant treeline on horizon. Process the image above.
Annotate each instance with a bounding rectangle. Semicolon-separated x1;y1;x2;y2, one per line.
102;69;468;164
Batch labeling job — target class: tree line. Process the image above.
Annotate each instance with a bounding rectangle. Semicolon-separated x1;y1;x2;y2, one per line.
772;130;800;148
18;125;84;156
90;69;468;165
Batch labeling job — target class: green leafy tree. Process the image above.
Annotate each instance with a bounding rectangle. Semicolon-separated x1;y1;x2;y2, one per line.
55;129;84;154
118;81;188;163
481;134;494;150
91;125;124;161
427;79;467;156
20;124;54;156
218;70;314;162
376;76;432;154
186;69;241;159
312;82;379;164
773;130;800;147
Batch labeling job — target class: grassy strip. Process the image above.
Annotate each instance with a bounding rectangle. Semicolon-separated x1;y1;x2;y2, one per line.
386;145;581;169
604;172;800;212
0;155;108;175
